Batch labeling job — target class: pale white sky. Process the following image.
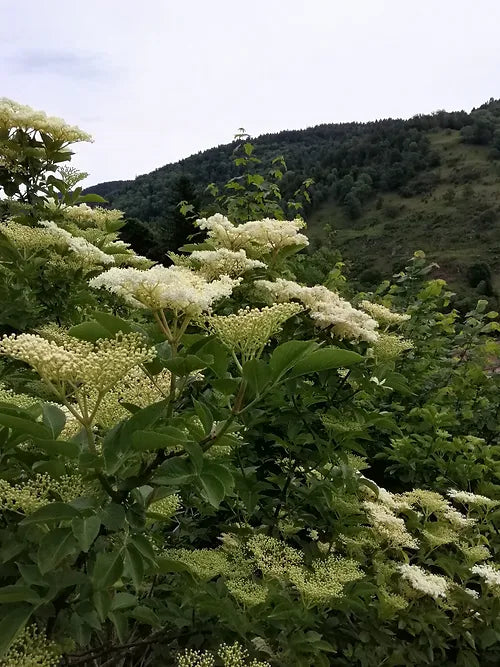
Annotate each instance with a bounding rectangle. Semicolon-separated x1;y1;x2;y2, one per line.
2;0;499;185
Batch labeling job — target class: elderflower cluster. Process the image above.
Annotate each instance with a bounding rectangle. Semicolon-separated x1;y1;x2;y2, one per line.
172;248;266;280
90;265;240;314
359;300;410;326
0;332;155;395
289;555;364;604
0;474;92;514
225;578;269;606
59;204;123;230
0;383;39;409
0;624;61;667
398;564;449;599
447;489;499;508
0;97;92;142
471;563;500;590
1;220;66;253
195;213;309;256
177;643;271;667
204;303;302;361
147;493;181;520
40;220;114;265
95;367;172;428
371;333;413;360
363;501;419;549
256;279;378;343
165;548;231;580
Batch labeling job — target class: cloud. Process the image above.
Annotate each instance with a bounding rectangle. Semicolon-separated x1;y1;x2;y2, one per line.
8;49;110;81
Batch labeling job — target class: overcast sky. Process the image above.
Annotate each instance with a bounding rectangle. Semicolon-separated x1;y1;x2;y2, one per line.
2;1;499;186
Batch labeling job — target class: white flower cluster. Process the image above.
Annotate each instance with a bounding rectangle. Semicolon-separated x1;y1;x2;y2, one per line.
0;332;155;393
59;203;124;230
195;213;309;256
172;248;266;280
447;489;499;508
90;265;240;314
363;501;419;549
1;220;65;253
204;303;303;361
398;563;449;599
257;278;378;343
0;97;92;143
472;563;500;589
359;300;410;326
40;220;114;265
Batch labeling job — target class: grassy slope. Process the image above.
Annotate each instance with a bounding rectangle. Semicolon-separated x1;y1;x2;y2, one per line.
308;129;500;300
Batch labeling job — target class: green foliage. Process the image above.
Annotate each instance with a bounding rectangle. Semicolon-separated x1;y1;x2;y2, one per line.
1;101;500;667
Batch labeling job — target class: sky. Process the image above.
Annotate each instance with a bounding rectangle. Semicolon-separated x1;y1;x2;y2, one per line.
2;0;500;186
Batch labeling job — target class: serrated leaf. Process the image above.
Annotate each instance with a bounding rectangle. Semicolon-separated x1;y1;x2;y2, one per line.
199;473;225;507
41;403;66;438
21;502;80;525
68;321;111;342
0;605;33;658
37;528;77;574
71;516;101;552
270;340;317;379
288;347;362;378
92;551;124;590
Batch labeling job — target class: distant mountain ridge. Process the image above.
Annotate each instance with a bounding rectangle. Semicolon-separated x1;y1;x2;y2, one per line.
85;99;500;305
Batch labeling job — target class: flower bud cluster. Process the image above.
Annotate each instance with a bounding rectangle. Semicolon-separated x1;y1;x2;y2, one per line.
172;248;266;280
205;303;302;361
195;213;309;256
1;624;61;667
359;300;410;326
0;332;155;394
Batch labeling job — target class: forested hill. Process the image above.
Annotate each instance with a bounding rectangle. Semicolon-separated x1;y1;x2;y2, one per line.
86;98;500;304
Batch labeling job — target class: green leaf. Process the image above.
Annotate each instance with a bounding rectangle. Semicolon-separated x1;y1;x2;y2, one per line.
68;321;111;342
111;592;137;610
108;610;128;643
92;551;124;590
92;311;133;335
163;354;212;376
124;544;144;590
156;557;190;573
21;502;80;525
0;413;50;439
242;359;271;396
203;461;234;494
129;535;156;564
37;528;77;575
41;403;66;438
199;473;225;507
184;441;204;474
212;378;240;395
78;193;107;203
192;399;213;434
128;605;160;627
153;458;193;485
288;347;362;378
101;503;126;531
72;516;101;552
0;605;33;659
34;438;80;458
131;426;187;452
270;340;317;379
0;586;40;603
93;590;112;622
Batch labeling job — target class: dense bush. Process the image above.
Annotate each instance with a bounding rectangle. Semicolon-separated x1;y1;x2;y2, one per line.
0;100;499;667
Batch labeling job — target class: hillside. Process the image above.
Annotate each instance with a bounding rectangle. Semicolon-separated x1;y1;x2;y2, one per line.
86;99;500;305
